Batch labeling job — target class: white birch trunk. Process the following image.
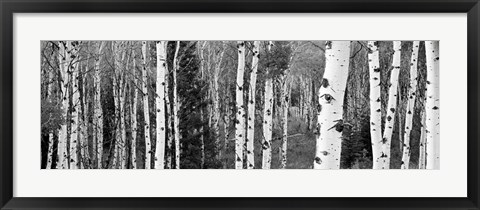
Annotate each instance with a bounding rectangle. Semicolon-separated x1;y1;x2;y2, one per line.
78;63;87;169
70;42;80;169
401;41;420;169
313;41;350;169
46;133;54;169
95;41;104;169
57;41;69;169
111;42;119;169
261;41;274;169
367;41;383;169
234;41;246;169
223;96;232;169
120;47;128;169
173;41;181;169
418;110;427;169
165;76;172;169
154;41;167;169
131;49;138;169
379;41;402;169
246;41;260;169
212;43;225;162
142;41;152;169
46;62;56;169
425;41;440;169
280;76;289;169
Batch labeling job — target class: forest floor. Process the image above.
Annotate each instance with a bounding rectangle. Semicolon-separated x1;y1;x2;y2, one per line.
222;116;317;169
221;115;420;169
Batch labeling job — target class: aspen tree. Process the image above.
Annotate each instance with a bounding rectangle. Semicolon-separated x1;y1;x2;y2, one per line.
131;48;138;169
313;41;350;169
95;41;105;169
211;42;226;161
418;110;427;169
425;41;440;169
367;41;383;169
280;78;290;169
119;43;128;168
223;92;232;169
246;41;260;169
142;41;152;169
234;41;246;169
401;41;420;169
70;41;81;169
173;41;181;169
379;41;402;169
165;62;173;169
46;52;56;169
111;42;120;169
262;41;274;169
154;41;167;169
57;41;70;169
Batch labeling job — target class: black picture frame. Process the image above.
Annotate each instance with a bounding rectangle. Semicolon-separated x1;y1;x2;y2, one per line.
1;0;479;209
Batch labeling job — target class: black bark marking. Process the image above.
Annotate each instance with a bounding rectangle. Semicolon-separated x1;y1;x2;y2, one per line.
317;104;322;113
387;116;392;121
321;78;329;88
432;106;439;110
390;108;395;113
323;94;334;103
325;41;332;49
382;138;387;144
314;156;322;164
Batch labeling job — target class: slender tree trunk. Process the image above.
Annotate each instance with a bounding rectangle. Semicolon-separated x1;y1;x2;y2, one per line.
246;41;260;169
280;76;289;169
131;49;138;169
119;46;128;169
234;41;246;169
173;41;181;169
262;41;274;169
223;93;232;169
313;41;351;169
70;42;80;169
401;41;420;169
165;73;173;169
111;42;120;169
154;41;167;169
367;41;383;169
425;41;440;169
57;41;70;169
78;62;88;169
46;61;56;169
142;41;152;169
212;43;226;162
95;41;104;169
379;41;402;169
418;110;427;169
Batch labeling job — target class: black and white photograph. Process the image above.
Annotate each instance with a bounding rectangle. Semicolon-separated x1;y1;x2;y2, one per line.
40;40;439;170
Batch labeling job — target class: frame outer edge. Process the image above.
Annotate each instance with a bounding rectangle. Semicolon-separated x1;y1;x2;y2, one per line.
468;1;480;208
1;0;480;209
1;1;14;210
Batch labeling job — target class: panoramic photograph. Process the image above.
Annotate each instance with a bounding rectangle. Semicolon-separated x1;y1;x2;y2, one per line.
40;40;439;169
